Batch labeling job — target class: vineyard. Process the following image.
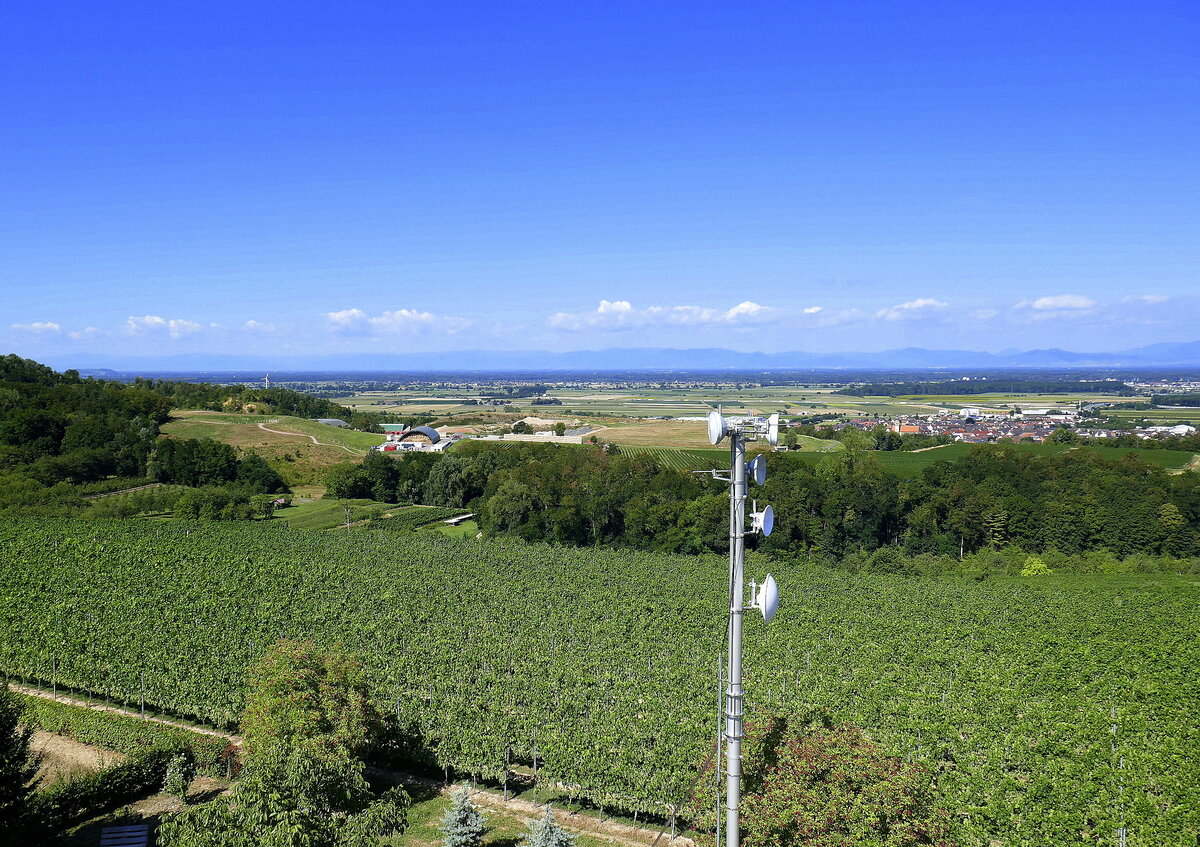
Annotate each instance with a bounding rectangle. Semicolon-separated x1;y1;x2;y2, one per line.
616;446;731;472
1;518;1197;845
372;506;471;532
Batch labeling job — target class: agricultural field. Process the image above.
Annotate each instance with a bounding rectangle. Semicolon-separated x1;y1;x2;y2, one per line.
338;383;1142;421
616;446;730;472
1105;407;1200;424
781;442;1199;475
1;517;1196;846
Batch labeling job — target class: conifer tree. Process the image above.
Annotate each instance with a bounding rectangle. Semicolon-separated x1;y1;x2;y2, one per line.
523;807;576;847
441;787;486;847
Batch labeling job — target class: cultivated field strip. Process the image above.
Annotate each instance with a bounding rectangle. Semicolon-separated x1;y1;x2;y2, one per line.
1;518;1197;845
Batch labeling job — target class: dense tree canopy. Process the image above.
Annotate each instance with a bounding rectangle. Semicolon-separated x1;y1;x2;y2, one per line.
333;440;1200;560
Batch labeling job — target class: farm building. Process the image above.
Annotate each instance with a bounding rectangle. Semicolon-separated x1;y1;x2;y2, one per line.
375;426;463;453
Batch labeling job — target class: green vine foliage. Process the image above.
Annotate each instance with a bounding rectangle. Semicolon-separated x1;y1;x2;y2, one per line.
29;747;179;834
1;517;1197;845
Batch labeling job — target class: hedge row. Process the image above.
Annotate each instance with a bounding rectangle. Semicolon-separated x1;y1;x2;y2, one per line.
19;693;231;776
28;746;178;833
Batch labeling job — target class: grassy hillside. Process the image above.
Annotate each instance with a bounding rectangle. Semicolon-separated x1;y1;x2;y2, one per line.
161;410;385;486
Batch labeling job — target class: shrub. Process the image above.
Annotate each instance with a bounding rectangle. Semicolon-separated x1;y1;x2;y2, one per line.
30;746;178;833
162;751;196;797
1020;555;1052;576
688;712;954;847
441;786;485;847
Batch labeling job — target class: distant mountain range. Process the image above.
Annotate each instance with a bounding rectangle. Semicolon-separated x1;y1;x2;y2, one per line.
41;340;1200;374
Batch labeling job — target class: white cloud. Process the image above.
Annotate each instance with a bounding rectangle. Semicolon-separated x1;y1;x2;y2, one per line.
802;306;824;314
125;315;168;334
244;319;275;332
969;308;999;320
168;319;202;338
369;309;471;334
124;315;203;339
873;298;949;321
1029;294;1095;311
11;321;61;334
1124;294;1169;304
325;308;367;332
548;300;779;331
325;307;470;335
67;326;101;340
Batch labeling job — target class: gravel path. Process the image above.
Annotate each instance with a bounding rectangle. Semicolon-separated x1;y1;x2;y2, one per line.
257;422;363;454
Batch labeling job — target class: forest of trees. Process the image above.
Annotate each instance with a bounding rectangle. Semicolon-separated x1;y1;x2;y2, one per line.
0;355;296;517
1152;393;1200;406
135;378;394;432
327;439;1200;561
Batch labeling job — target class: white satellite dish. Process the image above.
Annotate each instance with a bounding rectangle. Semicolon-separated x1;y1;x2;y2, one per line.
748;455;766;485
707;410;727;446
766;413;780;446
750;504;774;536
753;574;779;623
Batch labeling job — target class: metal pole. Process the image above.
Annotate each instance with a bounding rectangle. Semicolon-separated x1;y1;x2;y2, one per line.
725;431;746;847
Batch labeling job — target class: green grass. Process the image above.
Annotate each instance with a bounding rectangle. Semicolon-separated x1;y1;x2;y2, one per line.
371;506;471;532
421;519;480;539
278;498;395;530
166;411;385;452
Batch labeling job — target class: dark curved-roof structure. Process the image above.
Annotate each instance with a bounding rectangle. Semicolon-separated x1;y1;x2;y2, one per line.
396;425;441;444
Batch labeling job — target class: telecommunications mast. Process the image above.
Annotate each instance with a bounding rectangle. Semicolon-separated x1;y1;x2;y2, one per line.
701;410;781;847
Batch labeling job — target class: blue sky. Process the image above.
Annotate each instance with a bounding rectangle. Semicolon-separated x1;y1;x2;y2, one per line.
3;1;1198;362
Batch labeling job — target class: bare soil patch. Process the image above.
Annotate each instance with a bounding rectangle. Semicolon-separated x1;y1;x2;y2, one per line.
597;420;713;449
30;730;125;785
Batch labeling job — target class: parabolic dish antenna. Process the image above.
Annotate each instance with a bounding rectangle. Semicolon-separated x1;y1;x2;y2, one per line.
751;504;774;536
766;413;780;446
748;455;766;486
707;410;727;446
755;574;779;623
